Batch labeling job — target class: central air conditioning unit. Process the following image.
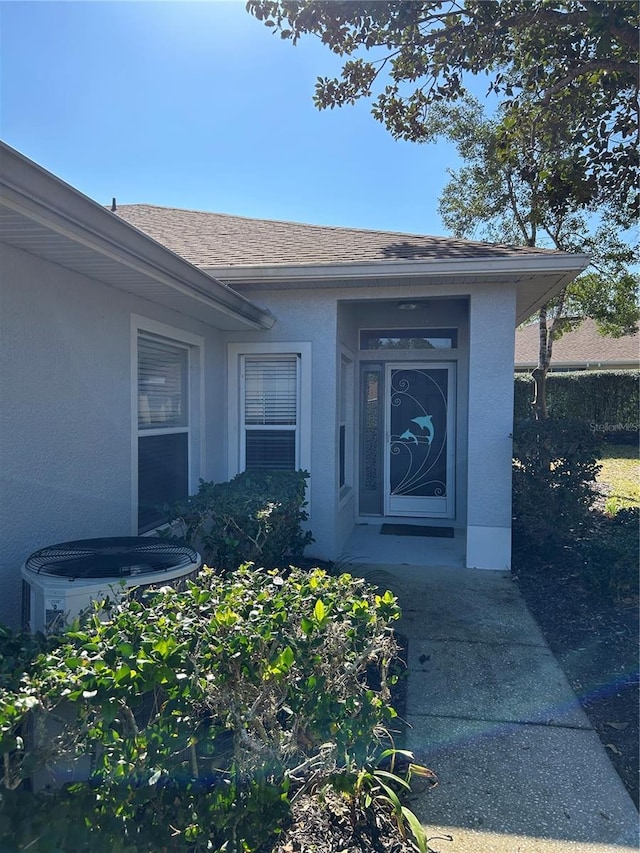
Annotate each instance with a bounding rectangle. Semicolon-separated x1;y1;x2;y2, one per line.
22;536;202;634
21;537;202;791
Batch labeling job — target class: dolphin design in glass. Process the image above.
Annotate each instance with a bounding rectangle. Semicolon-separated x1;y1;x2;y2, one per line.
411;414;435;445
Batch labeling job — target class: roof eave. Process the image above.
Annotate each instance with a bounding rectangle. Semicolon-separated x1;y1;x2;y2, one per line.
203;255;589;327
202;254;589;284
0;143;276;331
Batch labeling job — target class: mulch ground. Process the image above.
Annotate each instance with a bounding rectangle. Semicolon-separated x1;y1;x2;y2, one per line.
271;788;422;853
513;551;639;810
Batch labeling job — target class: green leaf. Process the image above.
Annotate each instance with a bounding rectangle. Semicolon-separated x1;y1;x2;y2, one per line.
281;646;295;668
376;777;402;814
267;645;296;677
313;599;326;623
375;769;410;791
153;639;173;659
401;806;428;853
114;664;131;684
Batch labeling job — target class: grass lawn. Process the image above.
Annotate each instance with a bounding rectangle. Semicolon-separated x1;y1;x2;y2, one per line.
597;442;639;508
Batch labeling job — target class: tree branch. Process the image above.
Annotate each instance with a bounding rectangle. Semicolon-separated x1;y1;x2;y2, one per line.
504;167;532;244
540;60;639;107
548;288;568;364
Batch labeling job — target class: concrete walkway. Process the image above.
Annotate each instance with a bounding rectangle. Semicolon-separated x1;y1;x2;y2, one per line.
365;564;639;853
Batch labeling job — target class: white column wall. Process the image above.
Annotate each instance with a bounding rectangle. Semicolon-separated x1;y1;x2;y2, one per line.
466;286;516;569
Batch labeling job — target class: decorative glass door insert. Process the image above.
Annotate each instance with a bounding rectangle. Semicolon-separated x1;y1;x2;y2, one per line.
385;363;455;517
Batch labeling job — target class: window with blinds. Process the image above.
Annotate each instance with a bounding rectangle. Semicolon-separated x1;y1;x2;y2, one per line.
137;334;189;531
138;336;188;429
243;356;298;470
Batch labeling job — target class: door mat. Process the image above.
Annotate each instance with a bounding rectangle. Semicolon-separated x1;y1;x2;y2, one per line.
380;524;454;538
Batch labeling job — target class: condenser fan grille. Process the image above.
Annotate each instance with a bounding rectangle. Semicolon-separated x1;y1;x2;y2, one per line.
24;537;199;579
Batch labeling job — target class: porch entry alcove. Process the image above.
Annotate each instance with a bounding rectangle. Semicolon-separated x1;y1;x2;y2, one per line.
345;297;469;532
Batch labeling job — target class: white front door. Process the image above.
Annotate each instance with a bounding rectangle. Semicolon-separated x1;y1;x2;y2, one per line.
384;363;455;518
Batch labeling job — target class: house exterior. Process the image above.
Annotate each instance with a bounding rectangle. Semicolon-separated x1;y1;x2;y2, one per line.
0;142;589;629
515;318;640;372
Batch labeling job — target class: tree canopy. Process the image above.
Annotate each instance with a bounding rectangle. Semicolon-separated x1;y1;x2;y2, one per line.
247;0;639;225
434;96;638;417
436;98;638;334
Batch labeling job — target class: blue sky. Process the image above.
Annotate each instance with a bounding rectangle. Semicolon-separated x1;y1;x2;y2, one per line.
1;1;475;235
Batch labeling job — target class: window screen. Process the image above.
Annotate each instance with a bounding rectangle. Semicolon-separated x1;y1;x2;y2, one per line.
243;356;298;470
138;336;188;429
137;334;189;531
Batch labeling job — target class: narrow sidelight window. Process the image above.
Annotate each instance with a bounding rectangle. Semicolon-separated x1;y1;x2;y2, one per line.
339;354;352;489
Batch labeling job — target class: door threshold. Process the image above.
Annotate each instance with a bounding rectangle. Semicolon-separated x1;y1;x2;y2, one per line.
357;517;461;529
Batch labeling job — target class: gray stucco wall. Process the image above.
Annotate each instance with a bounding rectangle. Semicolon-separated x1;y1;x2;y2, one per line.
1;248;521;630
0;243;225;628
466;285;517;568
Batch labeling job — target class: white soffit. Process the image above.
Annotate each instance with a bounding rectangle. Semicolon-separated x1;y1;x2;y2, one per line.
0;145;275;331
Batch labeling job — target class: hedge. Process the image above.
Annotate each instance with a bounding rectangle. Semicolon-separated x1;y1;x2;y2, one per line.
514;371;639;439
0;567;411;852
512;418;601;555
168;469;314;572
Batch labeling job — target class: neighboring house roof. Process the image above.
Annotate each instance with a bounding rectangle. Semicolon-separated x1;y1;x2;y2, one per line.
0;144;275;331
113;203;551;268
113;204;589;326
515;318;640;370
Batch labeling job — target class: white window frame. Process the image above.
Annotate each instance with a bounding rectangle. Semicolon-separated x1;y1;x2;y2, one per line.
227;342;312;479
131;316;204;534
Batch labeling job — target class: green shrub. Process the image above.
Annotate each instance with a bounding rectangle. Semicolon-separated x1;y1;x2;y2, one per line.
515;371;639;442
169;469;314;572
0;566;404;852
578;507;639;601
512;418;602;556
0;626;54;793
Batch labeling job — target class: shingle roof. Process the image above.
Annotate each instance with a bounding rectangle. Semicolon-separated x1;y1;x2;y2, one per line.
515;319;639;367
113;204;556;268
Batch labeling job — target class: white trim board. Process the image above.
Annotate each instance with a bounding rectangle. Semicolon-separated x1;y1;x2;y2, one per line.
466;525;511;570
